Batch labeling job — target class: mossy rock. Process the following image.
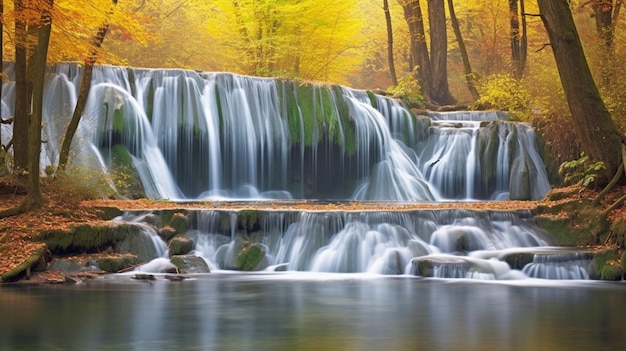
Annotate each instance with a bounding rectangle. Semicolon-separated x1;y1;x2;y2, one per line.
237;209;261;232
592;247;623;280
0;243;48;283
158;226;178;241
533;204;607;247
168;237;194;256
95;254;140;273
235;243;266;271
503;252;535;270
170;255;210;274
35;228;74;252
169;213;189;234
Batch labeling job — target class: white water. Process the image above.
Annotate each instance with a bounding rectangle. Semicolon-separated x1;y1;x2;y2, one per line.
1;63;550;201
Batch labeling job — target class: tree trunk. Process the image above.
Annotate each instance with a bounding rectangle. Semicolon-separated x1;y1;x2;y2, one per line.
538;0;624;182
447;0;479;100
509;0;523;78
13;0;30;173
400;0;432;100
58;0;119;172
383;0;398;86
520;0;528;77
591;0;620;87
427;0;455;105
23;0;54;211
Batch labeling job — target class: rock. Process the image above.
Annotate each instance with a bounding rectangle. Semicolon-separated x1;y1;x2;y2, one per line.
235;243;267;271
158;226;178;241
502;252;534;270
168;237;194;256
169;213;190;234
95;254;140;273
170;255;210;274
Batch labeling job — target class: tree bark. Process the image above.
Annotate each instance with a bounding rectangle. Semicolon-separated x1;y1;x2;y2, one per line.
58;0;119;172
383;0;398;86
427;0;455;105
400;0;432;100
23;0;54;211
538;0;624;182
13;0;30;173
509;0;523;78
447;0;479;100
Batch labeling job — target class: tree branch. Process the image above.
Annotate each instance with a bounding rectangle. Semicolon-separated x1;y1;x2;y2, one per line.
535;43;551;52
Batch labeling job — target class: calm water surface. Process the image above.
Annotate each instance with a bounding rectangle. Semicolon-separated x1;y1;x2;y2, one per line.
1;273;625;351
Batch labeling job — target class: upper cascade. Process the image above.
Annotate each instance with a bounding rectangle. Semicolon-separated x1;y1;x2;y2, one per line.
0;63;550;201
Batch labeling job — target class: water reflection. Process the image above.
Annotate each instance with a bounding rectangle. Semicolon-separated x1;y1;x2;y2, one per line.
1;274;625;351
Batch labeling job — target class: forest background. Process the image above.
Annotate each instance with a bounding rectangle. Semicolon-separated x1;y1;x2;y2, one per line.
1;0;626;204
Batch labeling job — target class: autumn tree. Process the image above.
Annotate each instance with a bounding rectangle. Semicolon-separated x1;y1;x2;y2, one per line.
509;0;528;78
57;0;119;172
448;0;479;100
399;0;432;99
538;0;624;182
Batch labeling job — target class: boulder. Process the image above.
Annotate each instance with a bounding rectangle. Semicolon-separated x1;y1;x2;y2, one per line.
170;255;210;274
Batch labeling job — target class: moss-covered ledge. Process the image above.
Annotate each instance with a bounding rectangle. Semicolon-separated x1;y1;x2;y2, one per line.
0;242;48;283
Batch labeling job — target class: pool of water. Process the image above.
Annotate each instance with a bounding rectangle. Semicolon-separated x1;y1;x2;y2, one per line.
1;273;625;351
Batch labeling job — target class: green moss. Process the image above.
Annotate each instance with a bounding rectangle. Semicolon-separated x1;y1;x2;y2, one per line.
113;107;125;133
235;243;265;271
36;229;73;252
477;121;500;184
168;237;194;256
366;90;378;109
169;213;189;234
593;247;624;280
533;200;607;246
36;224;131;254
96;254;139;273
112;145;133;167
238;209;261;232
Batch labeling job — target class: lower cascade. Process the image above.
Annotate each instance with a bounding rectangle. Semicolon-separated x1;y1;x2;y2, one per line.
120;209;599;280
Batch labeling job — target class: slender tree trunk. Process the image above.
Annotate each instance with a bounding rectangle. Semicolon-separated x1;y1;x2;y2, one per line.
520;0;528;77
400;0;432;100
509;0;522;78
427;0;455;105
591;0;618;86
447;0;479;100
58;0;118;172
538;0;623;182
383;0;398;86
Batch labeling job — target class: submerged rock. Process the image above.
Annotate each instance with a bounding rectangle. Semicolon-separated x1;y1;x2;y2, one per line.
170;255;210;274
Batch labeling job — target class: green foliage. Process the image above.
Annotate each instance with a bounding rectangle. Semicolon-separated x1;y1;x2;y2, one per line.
387;73;423;108
558;152;606;188
474;74;532;120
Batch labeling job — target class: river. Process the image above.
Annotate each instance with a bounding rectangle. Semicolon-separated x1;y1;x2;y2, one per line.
1;273;624;351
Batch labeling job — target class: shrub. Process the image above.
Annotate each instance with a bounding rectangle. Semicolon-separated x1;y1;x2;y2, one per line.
558;152;606;188
474;74;532;120
387;71;424;108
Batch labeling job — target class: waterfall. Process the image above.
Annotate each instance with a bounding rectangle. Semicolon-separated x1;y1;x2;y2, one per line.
0;63;550;201
146;208;600;279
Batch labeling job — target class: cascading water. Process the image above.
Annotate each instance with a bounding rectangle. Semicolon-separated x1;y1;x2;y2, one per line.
1;62;582;280
1;63;550;201
115;207;599;280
